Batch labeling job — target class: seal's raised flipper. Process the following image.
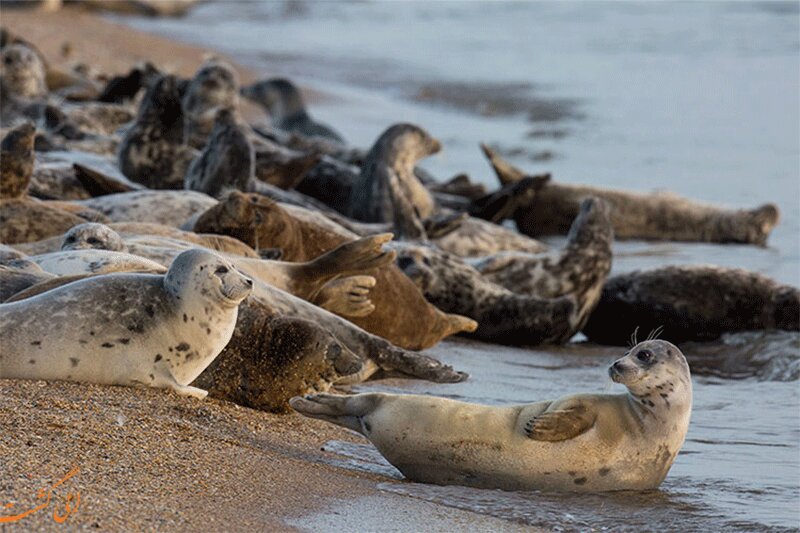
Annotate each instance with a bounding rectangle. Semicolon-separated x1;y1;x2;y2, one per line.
480;143;527;185
469;175;550;223
524;405;596;442
302;233;395;281
289;393;380;434
313;275;377;318
73;163;138;196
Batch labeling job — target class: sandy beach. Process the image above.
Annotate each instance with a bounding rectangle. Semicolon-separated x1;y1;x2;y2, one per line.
0;7;530;532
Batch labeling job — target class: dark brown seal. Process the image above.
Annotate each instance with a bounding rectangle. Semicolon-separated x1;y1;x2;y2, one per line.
582;265;800;344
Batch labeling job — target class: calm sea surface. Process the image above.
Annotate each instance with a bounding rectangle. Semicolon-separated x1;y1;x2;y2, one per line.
126;2;799;530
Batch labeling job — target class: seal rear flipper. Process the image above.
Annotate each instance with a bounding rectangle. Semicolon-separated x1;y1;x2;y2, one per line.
480;142;527;185
289;393;379;434
469;175;550;223
524;405;596;441
73;163;139;196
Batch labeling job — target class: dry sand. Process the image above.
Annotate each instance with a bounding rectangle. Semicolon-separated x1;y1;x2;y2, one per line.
1;6;528;532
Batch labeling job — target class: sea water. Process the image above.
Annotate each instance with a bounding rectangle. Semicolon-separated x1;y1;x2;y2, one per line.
125;2;799;530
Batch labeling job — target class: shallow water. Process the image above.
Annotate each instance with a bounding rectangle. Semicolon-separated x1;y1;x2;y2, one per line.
124;2;800;530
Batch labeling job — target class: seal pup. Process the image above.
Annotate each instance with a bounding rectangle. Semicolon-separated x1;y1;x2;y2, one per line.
481;146;780;246
291;339;693;492
118;74;199;189
0;249;253;398
193;191;478;349
0;43;47;99
583;265;800;344
181;58;240;149
241;77;345;143
467;197;613;329
349;123;439;223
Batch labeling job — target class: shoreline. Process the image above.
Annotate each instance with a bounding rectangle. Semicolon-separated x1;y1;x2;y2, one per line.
0;9;532;531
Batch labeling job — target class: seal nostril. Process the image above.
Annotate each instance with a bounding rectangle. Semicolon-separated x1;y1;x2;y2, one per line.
245;279;253;287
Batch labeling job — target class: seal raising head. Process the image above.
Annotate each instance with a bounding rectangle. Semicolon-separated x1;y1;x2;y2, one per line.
291;339;692;492
0;249;253;398
0;43;47;99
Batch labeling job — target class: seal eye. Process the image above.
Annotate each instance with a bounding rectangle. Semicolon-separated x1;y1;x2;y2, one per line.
3;56;13;65
636;350;653;363
215;266;229;275
87;237;100;245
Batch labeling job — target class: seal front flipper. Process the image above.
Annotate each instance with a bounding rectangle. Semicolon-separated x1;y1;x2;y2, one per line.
480;143;526;185
524;405;596;441
313;275;376;318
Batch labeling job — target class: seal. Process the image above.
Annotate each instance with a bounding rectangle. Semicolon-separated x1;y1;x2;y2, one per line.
0;260;54;302
0;248;253;398
467;197;613;329
240;77;346;143
392;240;575;345
118;74;199;189
291;339;693;492
0;43;47;99
184;108;253;198
193;191;478;350
481;145;780;246
76;190;218;227
181;58;240;149
26;249;167;276
582;265;800;344
349;123;439;223
58;221;385;318
0;123;109;244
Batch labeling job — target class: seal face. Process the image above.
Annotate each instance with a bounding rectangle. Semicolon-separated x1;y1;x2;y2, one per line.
0;44;47;99
291;339;692;492
182;58;240;149
0;249;252;398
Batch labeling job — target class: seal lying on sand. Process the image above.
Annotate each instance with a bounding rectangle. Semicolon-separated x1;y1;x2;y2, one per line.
0;249;253;399
291;339;693;492
76;190;218;227
193;192;476;349
241;77;345;143
118;74;198;189
481;145;779;246
582;265;800;344
0;123;108;244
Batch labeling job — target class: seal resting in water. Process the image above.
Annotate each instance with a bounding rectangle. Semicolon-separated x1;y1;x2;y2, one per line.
481;144;780;246
0;249;253;399
291;339;693;492
582;265;800;344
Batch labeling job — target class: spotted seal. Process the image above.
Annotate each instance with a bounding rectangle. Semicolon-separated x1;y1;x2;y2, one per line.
118;74;198;189
291;339;693;492
0;43;47;99
0;248;253;398
240;77;345;143
181;58;240;149
583;265;800;344
481;145;780;246
193;191;477;350
0;123;108;244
